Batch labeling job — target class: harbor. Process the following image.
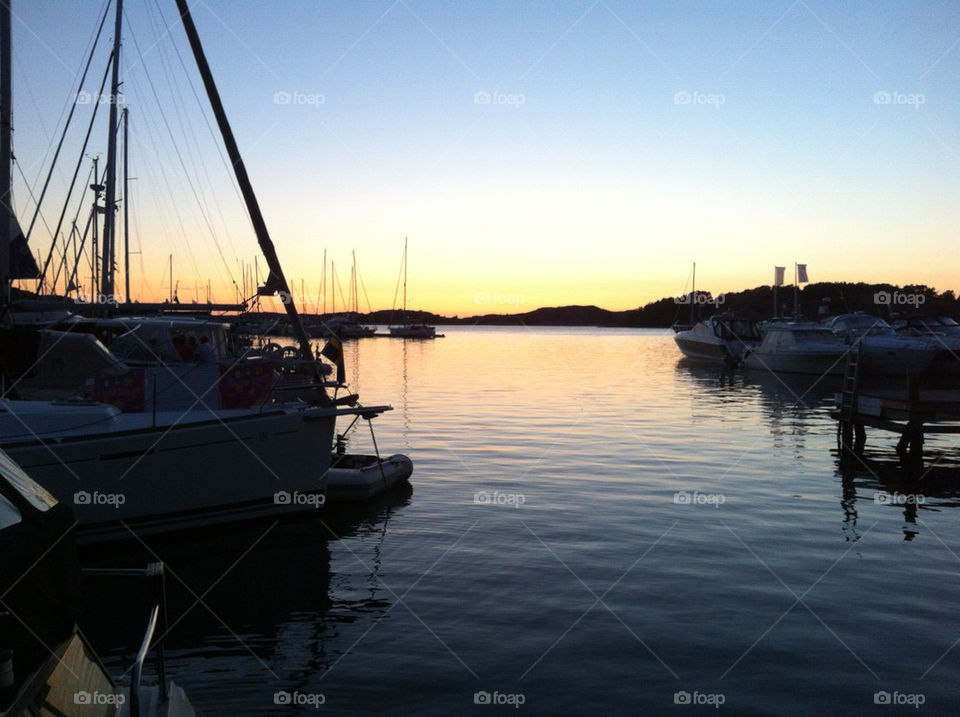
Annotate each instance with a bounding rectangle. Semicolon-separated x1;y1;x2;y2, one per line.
1;0;958;715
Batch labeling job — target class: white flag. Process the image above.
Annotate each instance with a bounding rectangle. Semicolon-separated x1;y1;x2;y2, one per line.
774;266;785;287
797;264;808;283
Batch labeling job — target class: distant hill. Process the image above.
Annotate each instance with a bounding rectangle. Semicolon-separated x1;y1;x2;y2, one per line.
16;281;960;328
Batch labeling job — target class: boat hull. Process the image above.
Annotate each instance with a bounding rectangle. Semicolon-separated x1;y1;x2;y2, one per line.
389;325;436;338
673;334;734;362
0;402;337;542
743;351;846;376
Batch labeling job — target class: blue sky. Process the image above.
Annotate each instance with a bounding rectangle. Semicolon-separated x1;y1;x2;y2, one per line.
9;1;960;313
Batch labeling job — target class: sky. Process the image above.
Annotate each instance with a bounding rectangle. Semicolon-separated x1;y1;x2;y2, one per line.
8;0;960;316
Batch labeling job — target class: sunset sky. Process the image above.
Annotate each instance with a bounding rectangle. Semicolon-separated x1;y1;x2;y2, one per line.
9;0;960;316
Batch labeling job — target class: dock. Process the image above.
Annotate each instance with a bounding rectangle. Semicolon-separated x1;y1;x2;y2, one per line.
832;342;960;471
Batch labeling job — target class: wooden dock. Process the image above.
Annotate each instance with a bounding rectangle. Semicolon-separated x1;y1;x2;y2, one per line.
832;342;960;471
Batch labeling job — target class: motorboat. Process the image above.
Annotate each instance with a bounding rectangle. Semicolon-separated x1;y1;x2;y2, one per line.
892;314;960;340
0;397;390;542
673;314;762;363
326;453;414;502
823;314;937;376
0;447;196;715
742;322;848;376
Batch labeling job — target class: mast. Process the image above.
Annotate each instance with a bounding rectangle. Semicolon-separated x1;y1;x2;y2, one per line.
174;0;313;360
100;0;122;301
122;106;129;301
689;261;695;323
321;247;326;315
402;236;408;318
0;0;12;304
351;249;357;313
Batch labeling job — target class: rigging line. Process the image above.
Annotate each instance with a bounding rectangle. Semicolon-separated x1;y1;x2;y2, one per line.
150;0;246;267
355;255;374;313
391;249;403;313
335;270;348;313
17;0;112;197
37;49;114;291
125;15;239;290
120;21;204;284
23;0;111;244
51;163;96;293
12;159;52;238
137;1;242;291
126;122;204;286
120;96;202;282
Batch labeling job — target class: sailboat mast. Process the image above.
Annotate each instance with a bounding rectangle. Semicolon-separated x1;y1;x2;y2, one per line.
403;236;408;316
0;0;12;304
122;106;129;301
352;249;357;313
100;0;122;301
174;0;314;360
689;261;695;323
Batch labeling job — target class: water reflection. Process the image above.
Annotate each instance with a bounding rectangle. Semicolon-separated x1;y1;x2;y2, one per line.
77;485;412;713
836;453;960;540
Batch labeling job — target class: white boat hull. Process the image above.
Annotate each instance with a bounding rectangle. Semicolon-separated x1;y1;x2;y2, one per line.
0;400;339;542
673;334;733;362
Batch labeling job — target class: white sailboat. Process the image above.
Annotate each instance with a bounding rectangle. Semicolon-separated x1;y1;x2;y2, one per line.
0;0;395;540
389;237;436;338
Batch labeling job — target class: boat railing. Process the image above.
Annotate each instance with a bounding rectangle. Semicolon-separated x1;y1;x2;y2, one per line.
80;562;168;714
129;603;160;717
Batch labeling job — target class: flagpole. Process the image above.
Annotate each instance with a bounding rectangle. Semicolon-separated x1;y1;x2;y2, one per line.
773;268;777;318
793;262;798;317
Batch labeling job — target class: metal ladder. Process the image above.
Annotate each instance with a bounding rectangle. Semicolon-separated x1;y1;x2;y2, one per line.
839;340;862;422
837;340;863;454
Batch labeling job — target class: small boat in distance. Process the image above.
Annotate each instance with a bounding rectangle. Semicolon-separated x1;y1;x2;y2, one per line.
390;237;436;339
742;322;848;376
673;314;762;363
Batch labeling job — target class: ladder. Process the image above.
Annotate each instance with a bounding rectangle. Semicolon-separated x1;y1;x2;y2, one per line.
838;340;863;452
839;340;862;422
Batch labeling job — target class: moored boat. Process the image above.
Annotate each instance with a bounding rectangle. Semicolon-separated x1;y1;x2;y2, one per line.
0;397;391;542
823;313;937;376
673;314;761;363
742;322;848;376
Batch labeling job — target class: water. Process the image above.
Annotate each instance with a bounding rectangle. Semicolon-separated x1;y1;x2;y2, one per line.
81;327;960;714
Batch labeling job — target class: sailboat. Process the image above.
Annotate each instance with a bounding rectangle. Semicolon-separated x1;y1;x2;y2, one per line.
0;0;395;541
389;237;436;338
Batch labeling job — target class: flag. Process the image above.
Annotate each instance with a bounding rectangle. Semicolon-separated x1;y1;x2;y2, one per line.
774;266;785;287
219;362;275;409
797;264;808;283
321;336;345;384
93;368;145;412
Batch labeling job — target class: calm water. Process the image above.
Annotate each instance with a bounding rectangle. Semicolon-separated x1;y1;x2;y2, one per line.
81;327;960;715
